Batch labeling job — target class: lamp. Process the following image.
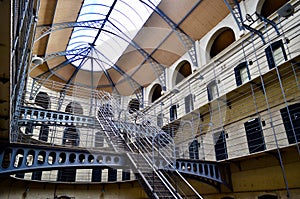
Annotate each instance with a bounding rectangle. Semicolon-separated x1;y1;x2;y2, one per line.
195;74;204;80
171;87;180;94
32;56;44;65
277;3;294;18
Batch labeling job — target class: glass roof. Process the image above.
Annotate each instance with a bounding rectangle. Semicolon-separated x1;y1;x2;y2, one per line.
66;0;161;71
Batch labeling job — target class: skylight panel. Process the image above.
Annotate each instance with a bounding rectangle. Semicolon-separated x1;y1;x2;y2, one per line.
66;0;161;71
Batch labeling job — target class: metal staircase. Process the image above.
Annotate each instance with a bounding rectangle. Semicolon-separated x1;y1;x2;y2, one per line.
224;0;280;44
96;91;203;199
223;0;244;31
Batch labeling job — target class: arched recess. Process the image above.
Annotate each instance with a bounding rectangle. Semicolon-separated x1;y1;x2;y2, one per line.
258;194;278;199
257;0;289;18
65;101;84;115
174;60;192;86
35;91;51;109
208;27;236;59
63;102;82;146
62;126;80;146
149;84;162;103
128;98;140;114
35;92;51;142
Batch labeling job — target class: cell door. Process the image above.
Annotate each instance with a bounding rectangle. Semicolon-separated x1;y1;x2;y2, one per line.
244;118;266;153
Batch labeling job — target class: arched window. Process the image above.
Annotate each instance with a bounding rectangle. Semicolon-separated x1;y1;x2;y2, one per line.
65;101;83;115
189;139;199;159
175;60;192;85
209;28;235;58
63;126;80;146
35;91;51;109
128;98;140;114
260;0;288;18
64;102;81;147
150;84;162;103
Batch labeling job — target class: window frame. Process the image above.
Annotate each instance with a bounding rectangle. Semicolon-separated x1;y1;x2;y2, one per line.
189;139;199;159
265;40;287;69
213;130;228;161
157;113;164;127
207;80;219;101
185;94;194;113
234;61;251;86
244;118;266;154
170;104;177;121
280;103;300;144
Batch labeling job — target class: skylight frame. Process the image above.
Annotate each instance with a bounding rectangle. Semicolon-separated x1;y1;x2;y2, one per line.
66;0;162;72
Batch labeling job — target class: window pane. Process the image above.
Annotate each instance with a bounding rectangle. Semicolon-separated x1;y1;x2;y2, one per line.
240;66;249;84
273;47;285;67
211;84;218;100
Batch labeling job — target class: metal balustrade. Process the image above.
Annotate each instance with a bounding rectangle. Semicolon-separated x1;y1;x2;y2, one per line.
96;91;204;199
0;143;126;175
18;106;97;127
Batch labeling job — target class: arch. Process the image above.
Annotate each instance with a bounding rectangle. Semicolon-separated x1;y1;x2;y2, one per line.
174;60;192;86
65;101;84;115
208;27;235;59
63;126;80;146
257;0;289;18
258;194;278;199
35;91;51;109
128;98;140;114
57;196;72;199
149;84;162;103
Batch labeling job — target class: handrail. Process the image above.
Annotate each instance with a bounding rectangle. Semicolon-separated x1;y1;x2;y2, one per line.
96;90;202;198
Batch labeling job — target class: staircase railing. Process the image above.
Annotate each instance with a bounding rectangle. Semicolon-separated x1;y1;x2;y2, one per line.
96;91;203;198
127;113;202;198
96;98;180;198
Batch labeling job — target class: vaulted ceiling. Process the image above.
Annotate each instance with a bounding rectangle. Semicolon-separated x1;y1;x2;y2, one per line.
30;0;231;96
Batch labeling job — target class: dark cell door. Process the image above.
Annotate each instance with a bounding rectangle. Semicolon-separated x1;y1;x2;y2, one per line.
108;168;117;182
280;103;300;144
244;118;265;153
92;168;102;182
214;131;228;160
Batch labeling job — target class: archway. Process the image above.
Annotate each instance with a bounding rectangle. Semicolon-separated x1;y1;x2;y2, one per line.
209;28;235;58
174;60;192;86
258;0;289;18
128;98;140;114
65;101;84;115
258;194;278;199
35;91;51;109
150;84;162;103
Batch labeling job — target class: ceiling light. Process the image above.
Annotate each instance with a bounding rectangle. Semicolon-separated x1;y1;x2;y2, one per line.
32;56;44;65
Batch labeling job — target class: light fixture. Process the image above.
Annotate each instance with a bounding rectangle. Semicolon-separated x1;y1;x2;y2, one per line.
171;87;180;94
195;74;204;80
277;3;294;18
32;56;44;65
